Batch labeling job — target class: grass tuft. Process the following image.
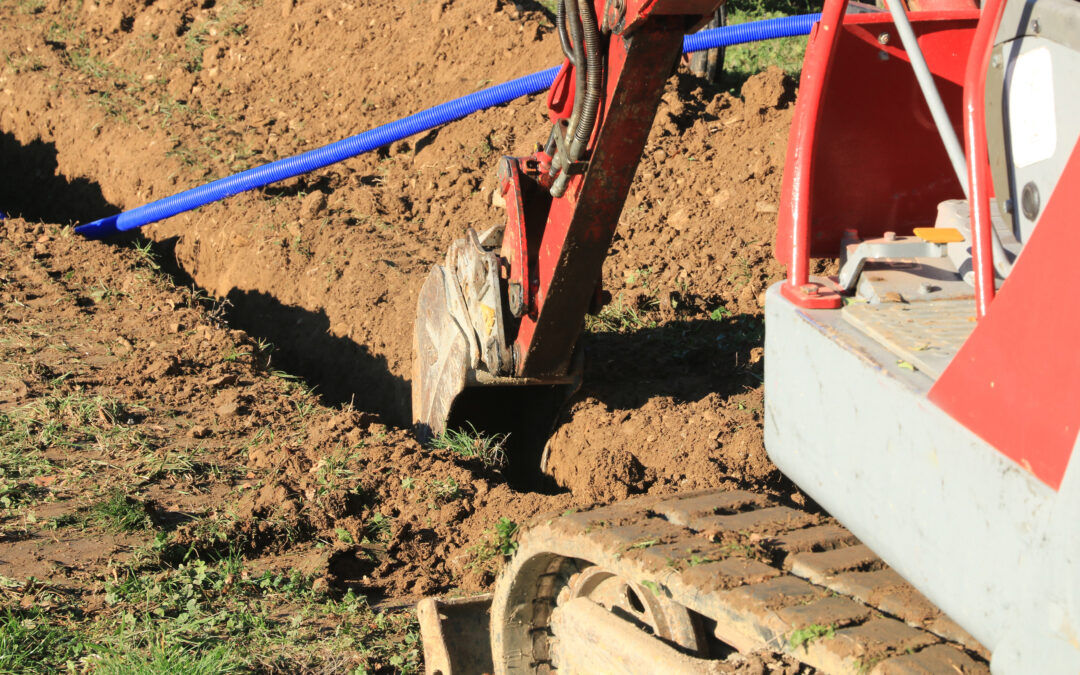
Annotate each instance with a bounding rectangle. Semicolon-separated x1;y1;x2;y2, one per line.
430;423;508;470
0;607;89;672
788;622;836;649
91;490;152;533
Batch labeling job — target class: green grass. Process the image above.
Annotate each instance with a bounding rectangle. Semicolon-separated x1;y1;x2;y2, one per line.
0;550;423;672
0;390;151;460
466;517;520;578
91;489;153;533
426;477;461;503
723;0;823;85
788;622;836;649
92;645;245;674
0;392;159;512
585;294;657;333
430;423;508;471
0;607;90;672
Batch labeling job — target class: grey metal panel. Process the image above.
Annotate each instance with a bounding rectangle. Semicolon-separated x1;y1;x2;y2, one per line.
763;283;1079;673
987;0;1080;243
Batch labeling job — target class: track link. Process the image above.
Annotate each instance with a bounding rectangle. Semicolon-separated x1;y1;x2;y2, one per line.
492;488;990;674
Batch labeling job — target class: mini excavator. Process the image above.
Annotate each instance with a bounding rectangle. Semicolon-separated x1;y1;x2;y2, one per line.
411;0;1080;671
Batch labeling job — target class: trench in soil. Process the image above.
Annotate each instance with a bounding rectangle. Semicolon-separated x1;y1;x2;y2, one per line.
0;0;815;606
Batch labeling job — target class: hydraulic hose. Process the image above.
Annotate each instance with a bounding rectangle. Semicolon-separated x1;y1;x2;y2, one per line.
563;0;587;138
556;0;575;64
76;13;821;239
570;0;602;156
550;0;587;182
551;0;604;197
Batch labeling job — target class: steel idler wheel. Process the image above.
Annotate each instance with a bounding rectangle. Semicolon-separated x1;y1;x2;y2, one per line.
549;567;706;670
491;523;708;674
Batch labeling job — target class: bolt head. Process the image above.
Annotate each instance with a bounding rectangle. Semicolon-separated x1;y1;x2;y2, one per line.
800;284;819;296
877;32;890;45
1021;182;1041;220
508;282;525;317
884;231;897;241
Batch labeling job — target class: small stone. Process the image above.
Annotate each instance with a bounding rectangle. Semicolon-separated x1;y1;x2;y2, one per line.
882;291;905;303
300;190;328;219
189;425;211;439
213;390;245;417
215;400;240;417
208;374;238;388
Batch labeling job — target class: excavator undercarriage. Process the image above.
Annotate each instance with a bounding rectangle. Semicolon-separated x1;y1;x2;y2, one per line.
421;489;990;674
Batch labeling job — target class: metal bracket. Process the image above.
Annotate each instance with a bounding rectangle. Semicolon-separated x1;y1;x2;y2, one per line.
445;227;513;376
838;234;946;292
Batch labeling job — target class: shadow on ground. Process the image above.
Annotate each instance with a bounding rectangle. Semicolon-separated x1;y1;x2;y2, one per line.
577;313;766;409
0;131;118;224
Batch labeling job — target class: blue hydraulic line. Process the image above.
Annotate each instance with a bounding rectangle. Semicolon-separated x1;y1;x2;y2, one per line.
76;13;821;239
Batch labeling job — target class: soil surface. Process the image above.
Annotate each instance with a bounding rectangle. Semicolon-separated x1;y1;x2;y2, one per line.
1;0;812;669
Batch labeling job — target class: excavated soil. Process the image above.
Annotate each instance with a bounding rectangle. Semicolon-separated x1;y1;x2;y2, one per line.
0;0;813;643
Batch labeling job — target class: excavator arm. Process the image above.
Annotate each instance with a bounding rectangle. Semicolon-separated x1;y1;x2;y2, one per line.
412;0;725;482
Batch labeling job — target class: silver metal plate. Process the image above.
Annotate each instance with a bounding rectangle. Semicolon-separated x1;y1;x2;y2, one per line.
841;299;976;379
855;257;973;304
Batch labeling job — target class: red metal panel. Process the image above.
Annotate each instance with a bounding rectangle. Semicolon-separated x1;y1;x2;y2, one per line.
622;0;717;32
514;18;688;375
776;11;979;285
929;140;1080;491
962;0;1006;318
546;59;575;122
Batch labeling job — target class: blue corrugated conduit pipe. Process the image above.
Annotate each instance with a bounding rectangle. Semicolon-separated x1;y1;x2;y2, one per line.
76;13;821;239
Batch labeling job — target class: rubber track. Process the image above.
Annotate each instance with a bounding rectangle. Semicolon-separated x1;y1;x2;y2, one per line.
514;488;990;674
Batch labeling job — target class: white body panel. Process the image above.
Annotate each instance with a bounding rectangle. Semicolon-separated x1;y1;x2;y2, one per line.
763;283;1080;673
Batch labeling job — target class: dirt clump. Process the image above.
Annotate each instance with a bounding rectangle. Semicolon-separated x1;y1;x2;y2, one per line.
544;67;796;502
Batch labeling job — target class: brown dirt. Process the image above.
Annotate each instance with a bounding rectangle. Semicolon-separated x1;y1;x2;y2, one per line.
0;214;574;601
0;0;809;618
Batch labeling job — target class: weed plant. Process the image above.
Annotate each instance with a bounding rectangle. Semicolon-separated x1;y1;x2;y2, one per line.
430;423;508;471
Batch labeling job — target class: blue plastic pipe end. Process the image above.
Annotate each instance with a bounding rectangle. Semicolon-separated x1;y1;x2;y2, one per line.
75;216;118;237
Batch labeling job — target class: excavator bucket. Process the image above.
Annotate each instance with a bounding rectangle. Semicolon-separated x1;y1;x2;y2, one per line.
411;226;581;486
412;262;473;447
